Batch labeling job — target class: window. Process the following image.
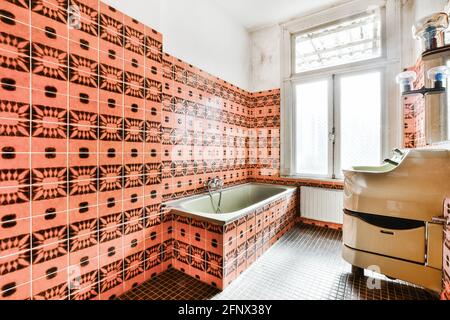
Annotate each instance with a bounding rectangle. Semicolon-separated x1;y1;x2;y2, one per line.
293;71;382;178
294;12;382;73
338;71;382;172
280;0;401;180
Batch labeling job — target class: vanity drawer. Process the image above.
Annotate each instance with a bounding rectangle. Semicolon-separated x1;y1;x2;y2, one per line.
343;212;426;264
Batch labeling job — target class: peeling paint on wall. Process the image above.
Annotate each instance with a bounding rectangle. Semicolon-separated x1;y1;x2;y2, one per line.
250;25;281;92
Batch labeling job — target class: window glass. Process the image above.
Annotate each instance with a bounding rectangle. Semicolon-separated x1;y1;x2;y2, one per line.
339;71;382;172
295;80;329;176
295;13;382;73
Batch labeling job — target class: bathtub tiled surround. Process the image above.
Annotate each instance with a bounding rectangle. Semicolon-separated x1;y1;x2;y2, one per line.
171;191;297;290
121;225;436;301
222;193;297;288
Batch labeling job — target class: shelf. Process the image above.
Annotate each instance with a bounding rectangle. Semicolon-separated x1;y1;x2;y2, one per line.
422;45;450;60
402;86;446;97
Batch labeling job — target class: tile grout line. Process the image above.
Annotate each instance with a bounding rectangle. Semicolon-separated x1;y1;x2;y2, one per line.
95;0;101;300
28;0;33;300
65;0;70;300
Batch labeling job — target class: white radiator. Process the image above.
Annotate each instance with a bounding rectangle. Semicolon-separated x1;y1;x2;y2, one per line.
300;187;344;224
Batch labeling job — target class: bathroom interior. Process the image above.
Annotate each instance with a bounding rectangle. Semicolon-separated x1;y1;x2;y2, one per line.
0;0;449;302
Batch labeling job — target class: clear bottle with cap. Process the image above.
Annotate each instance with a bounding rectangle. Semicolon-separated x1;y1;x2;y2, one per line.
427;66;450;89
396;71;417;93
413;12;449;52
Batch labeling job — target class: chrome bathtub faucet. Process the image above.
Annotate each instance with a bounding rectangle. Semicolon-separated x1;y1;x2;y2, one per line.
205;177;224;214
205;177;224;191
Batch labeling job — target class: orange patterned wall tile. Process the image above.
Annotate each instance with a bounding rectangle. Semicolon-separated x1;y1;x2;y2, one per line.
443;198;450;300
297;217;343;231
0;0;349;300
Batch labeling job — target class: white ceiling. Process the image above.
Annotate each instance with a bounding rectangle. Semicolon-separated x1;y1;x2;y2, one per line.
213;0;346;30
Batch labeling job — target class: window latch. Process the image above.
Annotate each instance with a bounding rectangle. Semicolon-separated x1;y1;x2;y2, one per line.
329;128;336;143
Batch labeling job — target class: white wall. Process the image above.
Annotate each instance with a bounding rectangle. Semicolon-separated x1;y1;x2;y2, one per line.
250;25;281;92
103;0;162;30
103;0;251;90
414;0;447;20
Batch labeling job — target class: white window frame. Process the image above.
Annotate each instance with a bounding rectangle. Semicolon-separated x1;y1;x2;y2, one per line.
291;11;384;76
280;0;402;179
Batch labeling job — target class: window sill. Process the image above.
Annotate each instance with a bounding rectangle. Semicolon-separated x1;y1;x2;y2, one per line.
280;175;344;185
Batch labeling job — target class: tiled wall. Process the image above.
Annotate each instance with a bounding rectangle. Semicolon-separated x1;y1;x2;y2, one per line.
443;198;450;300
0;0;291;300
0;0;169;300
248;90;281;178
246;90;344;190
403;59;426;148
159;53;252;201
171;192;297;290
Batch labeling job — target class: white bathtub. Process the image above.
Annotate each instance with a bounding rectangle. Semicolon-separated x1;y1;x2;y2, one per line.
166;183;297;225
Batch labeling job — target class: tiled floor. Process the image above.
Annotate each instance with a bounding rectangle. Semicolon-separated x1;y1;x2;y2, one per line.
119;225;437;300
119;268;221;300
119;269;220;300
